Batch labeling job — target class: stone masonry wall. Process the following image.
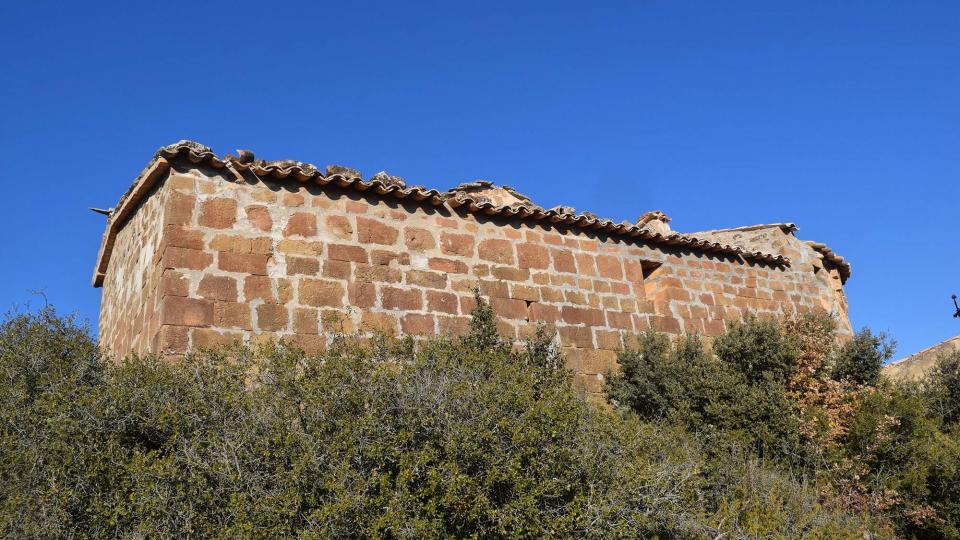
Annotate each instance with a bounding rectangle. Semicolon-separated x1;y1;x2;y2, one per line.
98;182;167;357
98;163;851;400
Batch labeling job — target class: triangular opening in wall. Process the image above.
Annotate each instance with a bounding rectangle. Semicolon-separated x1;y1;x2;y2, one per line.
641;260;664;281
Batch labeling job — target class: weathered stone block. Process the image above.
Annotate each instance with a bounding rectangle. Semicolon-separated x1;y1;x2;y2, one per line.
163;246;213;271
438;315;471;336
355;264;402;283
282;192;305;207
440;232;474;257
561;306;605;326
164;192;196;226
404;227;435;250
287;256;319;276
348;282;376;308
558;326;594;348
160;296;213;327
156;325;189;354
283;212;317;237
357;217;399;245
214;302;252;330
300;279;345;307
199;198;237;229
570;252;594;276
381;286;422;311
256;303;289;331
219;252;270;275
551;249;576;273
479;279;509;299
596;255;623;280
478;238;514;264
245;205;272;232
529;302;560;323
360;312;398;333
401;313;435;334
406;270;446;289
509;284;540;302
286;333;326;354
426;290;458;314
517;243;549;269
164;225;204;250
491;266;530;282
491;297;528;320
243;276;274;302
159;270;189;297
605;311;633;330
192;328;243;350
651;316;681;333
198;275;238;302
328;244;368;263
326;215;353;240
429;257;468;274
277;239;323;256
323;260;351;279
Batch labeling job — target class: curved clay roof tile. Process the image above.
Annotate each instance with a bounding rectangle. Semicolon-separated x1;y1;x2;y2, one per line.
93;141;794;287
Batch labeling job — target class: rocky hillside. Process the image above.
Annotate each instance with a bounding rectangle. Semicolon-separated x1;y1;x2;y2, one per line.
884;336;960;380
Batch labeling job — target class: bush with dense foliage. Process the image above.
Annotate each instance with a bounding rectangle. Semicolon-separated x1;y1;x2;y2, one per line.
832;328;895;387
607;320;803;461
926;350;960;425
0;303;886;538
609;315;960;539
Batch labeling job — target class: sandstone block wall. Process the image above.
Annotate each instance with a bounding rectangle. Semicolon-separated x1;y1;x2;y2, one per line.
96;144;852;401
98;175;851;395
98;180;170;356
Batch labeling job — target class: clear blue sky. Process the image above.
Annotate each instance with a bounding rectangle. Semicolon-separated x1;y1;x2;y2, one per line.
0;1;956;358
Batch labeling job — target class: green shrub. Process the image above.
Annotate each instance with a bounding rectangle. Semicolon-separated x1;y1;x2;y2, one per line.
607;321;802;461
712;316;797;384
925;351;960;426
604;330;712;423
709;458;876;539
841;381;960;537
607;313;960;538
0;302;888;538
0;303;708;538
832;328;895;386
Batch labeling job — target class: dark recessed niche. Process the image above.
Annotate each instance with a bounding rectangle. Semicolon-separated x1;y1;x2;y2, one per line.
641;260;664;281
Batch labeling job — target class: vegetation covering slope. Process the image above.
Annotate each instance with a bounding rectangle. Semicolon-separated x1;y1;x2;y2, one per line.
608;316;960;538
1;300;959;538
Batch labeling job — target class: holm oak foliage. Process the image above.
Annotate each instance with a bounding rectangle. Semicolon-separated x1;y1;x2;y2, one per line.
1;302;958;538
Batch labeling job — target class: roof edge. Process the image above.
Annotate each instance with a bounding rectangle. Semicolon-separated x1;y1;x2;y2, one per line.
887;336;960;367
92;157;176;286
691;223;799;235
93;140;794;287
805;240;852;283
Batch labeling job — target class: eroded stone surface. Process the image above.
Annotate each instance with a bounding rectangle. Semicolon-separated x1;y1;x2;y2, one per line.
884;336;960;381
97;160;854;403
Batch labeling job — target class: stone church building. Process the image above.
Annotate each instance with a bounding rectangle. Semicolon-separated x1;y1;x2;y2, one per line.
93;140;852;396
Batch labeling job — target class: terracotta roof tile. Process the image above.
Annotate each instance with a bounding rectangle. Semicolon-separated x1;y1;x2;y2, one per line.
805;240;852;282
93;140;793;286
441;190;788;264
636;210;671;227
691;223;798;235
687;222;851;282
